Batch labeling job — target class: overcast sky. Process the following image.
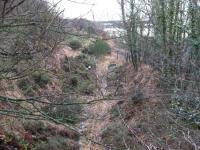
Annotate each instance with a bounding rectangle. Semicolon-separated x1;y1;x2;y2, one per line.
48;0;121;21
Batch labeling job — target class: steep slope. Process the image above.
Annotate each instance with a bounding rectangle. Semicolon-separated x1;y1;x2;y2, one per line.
100;64;200;150
0;45;83;149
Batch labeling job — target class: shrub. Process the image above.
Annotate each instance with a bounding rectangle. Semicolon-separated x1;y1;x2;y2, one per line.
23;121;46;135
65;75;95;95
88;39;111;57
18;72;51;95
32;72;51;88
76;54;96;68
111;106;120;118
170;93;200;129
77;80;95;95
0;132;31;150
110;104;127;119
130;88;145;104
86;26;96;35
106;66;124;95
24;86;37;97
70;76;79;87
35;136;79;150
42;97;82;124
18;78;30;90
69;39;82;50
101;123;140;149
18;78;40;96
62;55;96;95
23;120;80;148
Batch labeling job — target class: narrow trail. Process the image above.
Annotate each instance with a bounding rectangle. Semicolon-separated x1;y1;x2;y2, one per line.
78;45;126;150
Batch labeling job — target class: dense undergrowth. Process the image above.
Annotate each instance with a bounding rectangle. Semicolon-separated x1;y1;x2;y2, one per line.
62;54;96;95
102;122;141;150
101;64;200;150
83;39;111;57
0;120;79;150
18;71;51;97
0;48;98;149
69;39;82;50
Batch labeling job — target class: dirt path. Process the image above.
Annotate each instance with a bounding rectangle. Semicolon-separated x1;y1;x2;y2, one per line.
79;46;126;150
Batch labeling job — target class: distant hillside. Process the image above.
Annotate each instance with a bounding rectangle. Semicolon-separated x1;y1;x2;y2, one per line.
96;20;123;28
63;18;103;35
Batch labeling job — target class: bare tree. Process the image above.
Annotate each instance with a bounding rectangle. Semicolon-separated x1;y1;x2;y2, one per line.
0;0;64;80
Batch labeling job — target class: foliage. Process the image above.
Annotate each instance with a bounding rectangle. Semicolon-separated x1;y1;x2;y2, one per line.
170;93;200;129
130;88;145;104
69;39;82;50
42;97;82;124
32;72;51;88
86;26;96;35
120;0;200;138
88;39;111;57
23;121;80;149
18;78;40;96
23;121;46;135
110;106;120;118
106;66;125;95
0;131;32;150
62;55;96;95
34;136;79;150
101;122;140;149
107;66;122;86
110;106;127;119
0;0;64;80
18;71;51;96
76;80;95;95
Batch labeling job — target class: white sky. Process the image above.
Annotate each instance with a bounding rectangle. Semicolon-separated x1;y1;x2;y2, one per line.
48;0;121;21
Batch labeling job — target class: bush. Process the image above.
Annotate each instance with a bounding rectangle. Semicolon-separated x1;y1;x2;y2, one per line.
70;76;79;87
62;55;96;95
88;39;111;57
106;66;124;96
23;120;80;148
77;80;95;95
86;26;96;35
170;93;200;129
69;39;82;50
42;97;82;124
18;79;30;92
35;136;79;150
18;78;40;96
111;107;120;118
66;74;95;95
32;72;51;88
23;121;46;135
0;132;31;150
77;54;96;68
18;72;51;96
101;123;140;149
130;88;145;104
